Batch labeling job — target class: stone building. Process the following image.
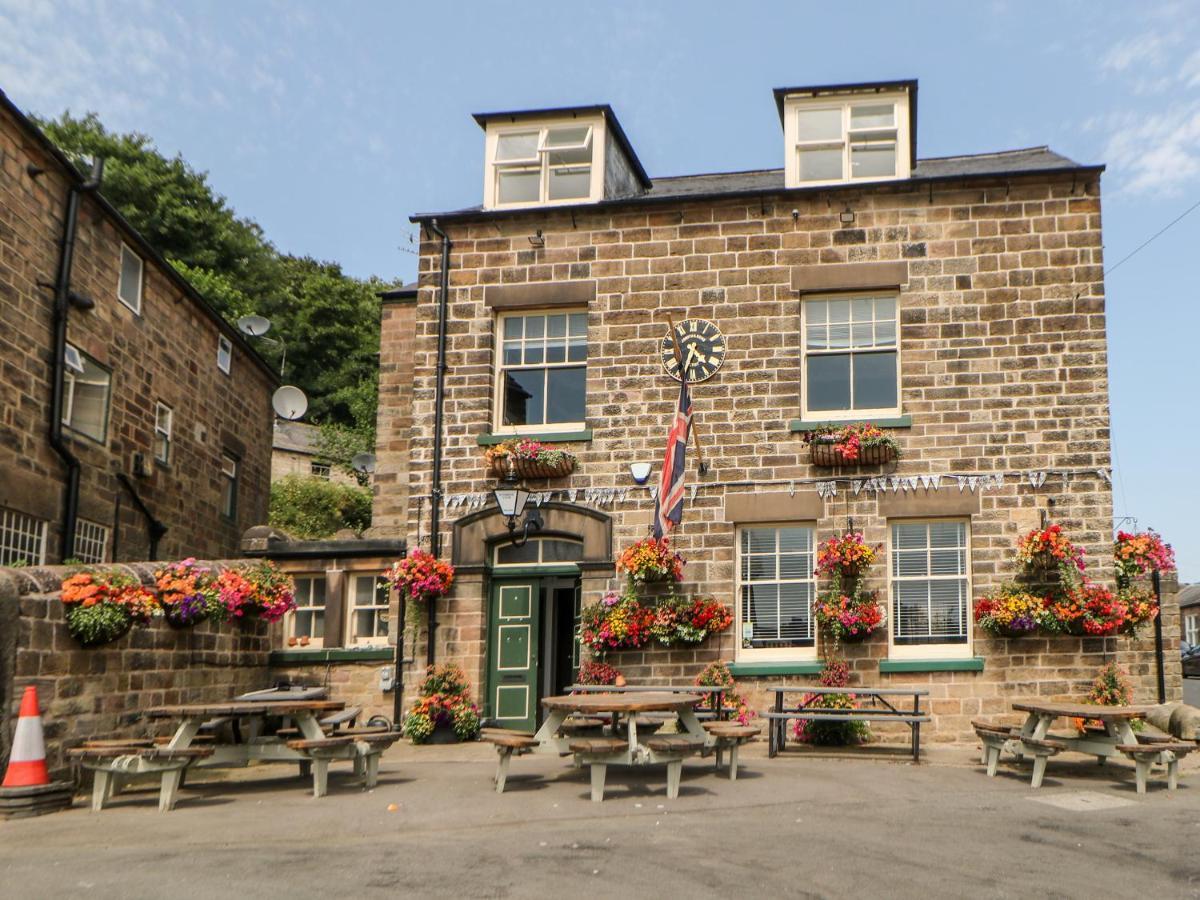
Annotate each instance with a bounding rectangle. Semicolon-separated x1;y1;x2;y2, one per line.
0;89;276;565
271;421;361;488
283;79;1179;741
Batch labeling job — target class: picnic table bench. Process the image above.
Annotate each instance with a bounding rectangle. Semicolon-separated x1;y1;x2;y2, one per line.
764;685;930;762
69;745;215;812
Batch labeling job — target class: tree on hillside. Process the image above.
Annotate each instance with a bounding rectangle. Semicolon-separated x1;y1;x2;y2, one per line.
35;111;389;434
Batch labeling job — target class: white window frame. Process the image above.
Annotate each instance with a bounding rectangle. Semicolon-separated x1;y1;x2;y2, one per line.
309;462;331;480
217;334;232;374
62;344;112;444
1185;613;1199;647
493;308;588;434
734;523;818;663
220;452;238;519
73;518;109;565
0;507;48;566
154;402;173;465
492;537;584;568
782;91;912;188
887;518;973;660
117;242;143;315
285;574;327;647
483;116;606;209
800;293;901;421
345;574;390;647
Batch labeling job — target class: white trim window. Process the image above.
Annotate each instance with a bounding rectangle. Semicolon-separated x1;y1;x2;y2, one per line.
62;344;111;443
73;519;109;564
495;309;587;432
310;462;331;480
117;243;143;314
493;537;584;567
347;574;389;646
783;92;911;187
802;295;899;419
219;452;238;519
0;507;48;566
154;402;173;464
217;334;232;374
1185;613;1199;648
736;525;817;661
486;121;600;208
287;575;326;646
889;520;972;659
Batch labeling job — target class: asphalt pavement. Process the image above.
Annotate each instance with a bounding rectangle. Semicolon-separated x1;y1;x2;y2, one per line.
2;741;1198;899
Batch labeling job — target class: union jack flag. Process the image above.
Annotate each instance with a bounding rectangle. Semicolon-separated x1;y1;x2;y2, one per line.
652;379;692;538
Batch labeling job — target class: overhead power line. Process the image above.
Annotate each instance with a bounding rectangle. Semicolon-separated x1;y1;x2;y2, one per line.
1105;196;1200;276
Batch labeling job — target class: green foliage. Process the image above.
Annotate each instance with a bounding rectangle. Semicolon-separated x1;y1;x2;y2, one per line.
268;475;372;539
65;603;132;648
35;111;392;430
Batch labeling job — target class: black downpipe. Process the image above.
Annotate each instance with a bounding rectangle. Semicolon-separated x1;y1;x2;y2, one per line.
1153;569;1166;704
116;474;167;561
48;158;103;561
426;219;452;668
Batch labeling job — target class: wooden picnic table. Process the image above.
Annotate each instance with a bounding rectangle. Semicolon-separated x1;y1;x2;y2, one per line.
567;683;729;719
765;685;930;761
535;692;712;800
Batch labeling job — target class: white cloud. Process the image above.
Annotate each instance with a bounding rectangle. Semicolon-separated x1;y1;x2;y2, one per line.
1102;32;1174;73
1099;102;1200;195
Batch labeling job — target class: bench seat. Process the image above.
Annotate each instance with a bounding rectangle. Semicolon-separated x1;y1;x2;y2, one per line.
69;745;214;812
766;707;930;762
1117;742;1195;794
482;730;541;794
644;735;704;753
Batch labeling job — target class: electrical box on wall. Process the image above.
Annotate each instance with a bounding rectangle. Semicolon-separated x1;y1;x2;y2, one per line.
379;665;395;692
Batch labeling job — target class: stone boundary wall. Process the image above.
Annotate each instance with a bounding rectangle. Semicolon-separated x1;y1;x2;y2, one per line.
0;562;271;778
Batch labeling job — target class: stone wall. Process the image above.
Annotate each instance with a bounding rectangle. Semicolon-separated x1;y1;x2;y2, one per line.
0;96;275;564
269;658;394;725
1;563;271;778
375;165;1179;741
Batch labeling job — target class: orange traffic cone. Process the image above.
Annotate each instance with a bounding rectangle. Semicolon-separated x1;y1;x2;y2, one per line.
2;686;50;788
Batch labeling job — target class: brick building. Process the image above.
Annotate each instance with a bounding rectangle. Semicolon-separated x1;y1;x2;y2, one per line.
271;421;361;488
0;89;276;565
279;79;1180;741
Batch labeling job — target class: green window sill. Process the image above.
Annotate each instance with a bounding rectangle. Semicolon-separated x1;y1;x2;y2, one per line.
879;657;984;674
477;428;593;446
789;415;912;433
727;661;825;677
269;648;394;665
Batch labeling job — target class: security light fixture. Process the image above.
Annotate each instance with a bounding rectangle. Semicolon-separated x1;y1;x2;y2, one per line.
528;229;545;248
839;205;856;225
492;465;543;547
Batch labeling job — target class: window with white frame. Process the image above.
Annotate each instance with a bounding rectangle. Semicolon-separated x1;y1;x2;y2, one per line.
217;334;232;374
489;123;596;206
62;344;111;443
736;525;817;660
496;310;587;430
1186;613;1199;648
784;94;911;187
118;243;143;314
493;537;584;567
73;519;109;564
889;520;971;657
286;575;326;646
220;452;238;518
154;402;173;464
802;295;899;418
347;574;389;646
310;462;331;480
0;507;48;566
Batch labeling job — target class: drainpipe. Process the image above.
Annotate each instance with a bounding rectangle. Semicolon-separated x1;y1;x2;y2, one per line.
48;158;104;561
116;474;168;561
426;219;452;668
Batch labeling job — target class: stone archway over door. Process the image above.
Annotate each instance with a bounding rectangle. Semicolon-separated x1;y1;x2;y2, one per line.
450;501;613;568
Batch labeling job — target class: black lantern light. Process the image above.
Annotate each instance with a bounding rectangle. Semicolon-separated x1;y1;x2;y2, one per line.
492;463;543;547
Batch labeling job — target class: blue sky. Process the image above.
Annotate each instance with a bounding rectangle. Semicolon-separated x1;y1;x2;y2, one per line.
2;1;1197;579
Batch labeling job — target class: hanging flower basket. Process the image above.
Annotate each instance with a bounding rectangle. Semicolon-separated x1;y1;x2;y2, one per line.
804;424;900;467
484;439;577;480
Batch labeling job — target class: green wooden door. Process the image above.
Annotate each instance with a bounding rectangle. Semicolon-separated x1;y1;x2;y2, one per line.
487;580;539;733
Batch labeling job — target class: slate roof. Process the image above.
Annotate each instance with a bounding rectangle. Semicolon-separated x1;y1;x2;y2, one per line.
1179;584;1200;610
378;281;418;301
272;420;321;455
412;146;1099;222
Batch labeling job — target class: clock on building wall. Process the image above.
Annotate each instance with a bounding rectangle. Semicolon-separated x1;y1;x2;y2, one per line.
659;318;726;383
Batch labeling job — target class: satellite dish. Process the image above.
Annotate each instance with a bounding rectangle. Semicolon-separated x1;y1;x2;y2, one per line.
272;385;308;421
237;315;272;337
351;452;377;474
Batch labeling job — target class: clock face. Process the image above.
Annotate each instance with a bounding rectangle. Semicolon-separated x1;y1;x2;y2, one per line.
660;318;726;383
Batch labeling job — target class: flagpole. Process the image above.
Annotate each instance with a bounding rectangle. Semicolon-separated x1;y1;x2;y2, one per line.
665;314;709;474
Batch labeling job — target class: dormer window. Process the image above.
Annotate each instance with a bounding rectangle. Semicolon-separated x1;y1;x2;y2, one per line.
778;83;915;189
491;123;595;206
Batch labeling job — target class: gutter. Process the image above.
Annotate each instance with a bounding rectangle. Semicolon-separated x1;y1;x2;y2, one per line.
48;157;103;561
426;218;452;661
116;474;167;561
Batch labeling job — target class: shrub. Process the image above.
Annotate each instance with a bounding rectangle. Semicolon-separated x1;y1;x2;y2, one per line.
268;474;371;539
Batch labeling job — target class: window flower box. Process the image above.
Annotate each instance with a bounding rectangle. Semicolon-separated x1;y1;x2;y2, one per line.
484;439;577;480
804;424;900;467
